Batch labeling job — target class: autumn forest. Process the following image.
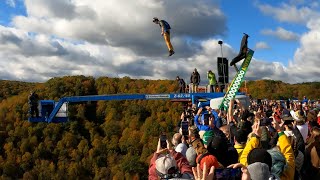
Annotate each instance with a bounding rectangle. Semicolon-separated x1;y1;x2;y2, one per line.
0;76;319;179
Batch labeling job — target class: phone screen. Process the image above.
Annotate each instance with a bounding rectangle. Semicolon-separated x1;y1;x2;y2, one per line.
203;114;210;125
181;121;189;136
160;135;167;149
214;168;242;180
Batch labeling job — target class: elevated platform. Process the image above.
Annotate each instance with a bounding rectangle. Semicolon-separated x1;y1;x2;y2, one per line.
28;92;245;123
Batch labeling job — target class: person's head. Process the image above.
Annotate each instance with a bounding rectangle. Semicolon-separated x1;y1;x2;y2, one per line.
194;68;197;72
176;76;180;81
311;126;320;142
247;148;273;179
267;149;287;177
152;17;159;24
186;147;197;167
155;154;181;179
188;126;200;140
234;129;247;145
295;110;306;125
247;148;272;170
282;115;294;130
219;125;230;140
202;130;228;158
172;133;182;146
196;153;220;171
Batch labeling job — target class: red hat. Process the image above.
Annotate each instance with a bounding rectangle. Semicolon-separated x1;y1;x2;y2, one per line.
196;153;219;171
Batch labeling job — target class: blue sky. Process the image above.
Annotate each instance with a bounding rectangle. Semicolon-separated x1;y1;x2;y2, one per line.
0;0;25;25
0;0;319;83
221;0;303;65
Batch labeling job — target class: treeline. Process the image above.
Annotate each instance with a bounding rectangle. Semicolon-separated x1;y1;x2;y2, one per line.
0;76;319;179
246;80;320;100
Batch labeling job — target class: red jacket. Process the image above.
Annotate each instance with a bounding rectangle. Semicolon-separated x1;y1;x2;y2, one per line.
148;150;193;180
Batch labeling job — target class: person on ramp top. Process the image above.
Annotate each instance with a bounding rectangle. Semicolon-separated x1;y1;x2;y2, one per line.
230;33;249;66
153;17;175;57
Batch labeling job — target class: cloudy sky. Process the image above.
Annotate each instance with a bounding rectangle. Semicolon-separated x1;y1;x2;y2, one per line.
0;0;319;84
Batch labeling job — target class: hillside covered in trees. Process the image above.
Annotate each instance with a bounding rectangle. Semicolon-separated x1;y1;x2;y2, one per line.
0;76;319;179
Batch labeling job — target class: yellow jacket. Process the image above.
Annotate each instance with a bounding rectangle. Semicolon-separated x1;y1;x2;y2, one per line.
239;133;295;180
234;144;245;162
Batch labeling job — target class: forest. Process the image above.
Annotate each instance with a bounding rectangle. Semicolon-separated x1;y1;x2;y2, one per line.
0;76;319;179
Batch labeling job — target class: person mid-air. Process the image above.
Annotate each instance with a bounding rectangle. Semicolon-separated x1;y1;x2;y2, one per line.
230;33;249;66
153;17;175;57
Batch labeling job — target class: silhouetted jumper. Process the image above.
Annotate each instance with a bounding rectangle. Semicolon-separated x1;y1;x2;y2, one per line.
230;33;249;66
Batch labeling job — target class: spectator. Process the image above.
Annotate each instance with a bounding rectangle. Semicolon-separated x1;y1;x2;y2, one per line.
148;137;193;179
195;152;220;172
302;96;308;104
202;130;238;167
176;76;186;93
186;147;197;167
240;120;295;180
172;133;188;157
294;110;308;143
304;127;320;179
193;107;215;132
267;149;288;178
234;129;247;162
207;70;217;93
190;68;200;93
219;125;230;141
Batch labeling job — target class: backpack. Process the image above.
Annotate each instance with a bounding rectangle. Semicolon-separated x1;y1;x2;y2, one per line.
162;20;171;29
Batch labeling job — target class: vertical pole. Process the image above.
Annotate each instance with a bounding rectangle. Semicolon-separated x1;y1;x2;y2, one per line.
218;40;225;92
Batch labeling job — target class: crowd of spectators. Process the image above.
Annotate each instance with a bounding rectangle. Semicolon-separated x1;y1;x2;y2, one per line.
148;97;320;180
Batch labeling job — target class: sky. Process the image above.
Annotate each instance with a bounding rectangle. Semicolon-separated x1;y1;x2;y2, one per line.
0;0;319;84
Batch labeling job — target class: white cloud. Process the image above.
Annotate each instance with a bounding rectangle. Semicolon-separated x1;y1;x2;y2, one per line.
288;19;320;82
6;0;16;8
13;0;226;57
261;27;299;41
258;3;319;24
254;41;270;50
0;0;319;84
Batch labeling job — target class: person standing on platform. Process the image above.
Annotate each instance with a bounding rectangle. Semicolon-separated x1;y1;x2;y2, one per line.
176;76;186;93
28;91;39;117
190;68;200;93
207;70;217;93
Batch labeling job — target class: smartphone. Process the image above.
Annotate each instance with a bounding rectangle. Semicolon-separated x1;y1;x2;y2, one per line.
214;168;242;180
160;134;167;149
181;121;189;136
203;114;210;125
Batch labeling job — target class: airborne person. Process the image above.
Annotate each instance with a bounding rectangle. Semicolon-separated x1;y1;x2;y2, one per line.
152;17;175;56
230;33;249;67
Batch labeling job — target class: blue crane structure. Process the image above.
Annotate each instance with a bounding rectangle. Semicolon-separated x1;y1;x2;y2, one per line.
28;92;244;123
